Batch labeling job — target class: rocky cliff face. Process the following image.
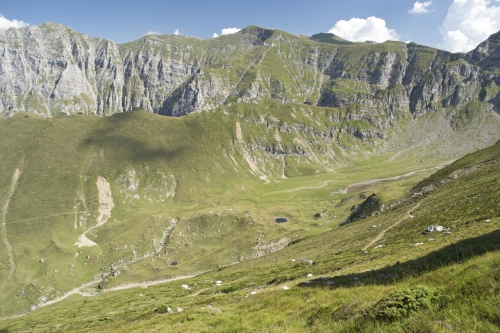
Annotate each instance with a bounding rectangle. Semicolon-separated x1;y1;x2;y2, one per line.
0;23;499;125
0;23;254;117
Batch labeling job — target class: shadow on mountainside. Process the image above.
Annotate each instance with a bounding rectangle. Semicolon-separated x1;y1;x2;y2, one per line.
297;229;500;290
79;110;186;163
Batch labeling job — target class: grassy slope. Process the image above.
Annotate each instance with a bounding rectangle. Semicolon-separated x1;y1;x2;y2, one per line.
0;102;460;317
413;139;500;191
0;130;499;332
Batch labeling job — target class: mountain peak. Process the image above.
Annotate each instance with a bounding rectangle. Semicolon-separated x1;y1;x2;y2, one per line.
465;29;500;64
487;30;500;44
308;32;354;45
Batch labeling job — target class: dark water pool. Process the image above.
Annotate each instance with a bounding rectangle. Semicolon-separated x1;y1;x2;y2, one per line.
275;217;288;223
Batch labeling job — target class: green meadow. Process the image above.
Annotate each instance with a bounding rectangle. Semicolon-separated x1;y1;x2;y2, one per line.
0;101;498;331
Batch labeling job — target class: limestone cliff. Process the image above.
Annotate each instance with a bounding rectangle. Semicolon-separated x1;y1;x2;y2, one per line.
0;23;499;127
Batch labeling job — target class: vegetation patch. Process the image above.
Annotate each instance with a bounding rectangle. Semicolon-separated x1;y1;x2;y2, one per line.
371;285;440;320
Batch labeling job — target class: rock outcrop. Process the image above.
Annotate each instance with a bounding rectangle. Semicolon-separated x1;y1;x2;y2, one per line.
1;23;499;121
341;193;381;225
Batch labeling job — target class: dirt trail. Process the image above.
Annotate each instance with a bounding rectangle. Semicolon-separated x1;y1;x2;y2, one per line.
103;274;200;292
75;176;114;248
236;122;269;183
29;280;99;311
23;273;201;315
333;165;447;195
362;203;421;251
264;179;342;196
264;164;447;196
0;168;20;282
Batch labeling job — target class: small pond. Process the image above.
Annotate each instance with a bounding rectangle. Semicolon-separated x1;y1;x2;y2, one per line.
275;217;288;223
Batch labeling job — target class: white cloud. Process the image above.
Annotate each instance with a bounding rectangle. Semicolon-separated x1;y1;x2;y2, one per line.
173;29;180;35
0;13;29;31
328;16;398;43
145;31;161;36
438;0;500;52
212;32;219;38
408;1;434;14
221;28;241;35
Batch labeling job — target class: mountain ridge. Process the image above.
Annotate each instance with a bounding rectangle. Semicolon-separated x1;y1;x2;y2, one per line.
0;22;499;323
1;23;499;120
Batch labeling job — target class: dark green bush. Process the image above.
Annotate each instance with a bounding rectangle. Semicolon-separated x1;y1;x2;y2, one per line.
155;305;170;314
371;285;440;320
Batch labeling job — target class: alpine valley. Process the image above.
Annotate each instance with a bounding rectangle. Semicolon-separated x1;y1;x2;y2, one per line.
0;23;499;332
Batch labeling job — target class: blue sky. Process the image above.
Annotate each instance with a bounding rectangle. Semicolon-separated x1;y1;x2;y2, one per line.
1;0;500;52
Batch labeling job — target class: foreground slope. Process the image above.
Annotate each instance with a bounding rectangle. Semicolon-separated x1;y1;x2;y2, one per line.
1;135;499;332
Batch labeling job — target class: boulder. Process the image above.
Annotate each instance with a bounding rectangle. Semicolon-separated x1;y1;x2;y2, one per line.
426;225;444;232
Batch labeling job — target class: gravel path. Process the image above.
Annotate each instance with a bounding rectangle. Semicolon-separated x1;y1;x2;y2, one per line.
362;203;421;251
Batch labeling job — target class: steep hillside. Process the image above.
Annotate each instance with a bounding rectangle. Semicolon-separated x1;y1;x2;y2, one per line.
1;133;498;332
0;90;480;316
1;24;499;161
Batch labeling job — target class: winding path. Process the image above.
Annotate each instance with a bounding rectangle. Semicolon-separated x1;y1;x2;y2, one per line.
6;273;204;319
335;166;446;195
264;164;447;196
362;203;421;251
103;274;201;293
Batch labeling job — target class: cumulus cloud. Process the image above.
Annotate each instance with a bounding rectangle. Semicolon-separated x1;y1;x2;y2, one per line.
438;0;500;52
173;29;180;35
408;1;434;14
212;28;241;38
0;13;29;31
221;28;241;35
328;17;398;43
145;31;161;36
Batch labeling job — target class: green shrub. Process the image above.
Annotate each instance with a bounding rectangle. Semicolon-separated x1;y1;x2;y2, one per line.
371;285;440;320
155;305;170;314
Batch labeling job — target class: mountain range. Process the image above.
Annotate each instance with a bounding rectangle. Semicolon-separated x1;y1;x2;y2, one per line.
1;23;499;119
0;23;499;329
